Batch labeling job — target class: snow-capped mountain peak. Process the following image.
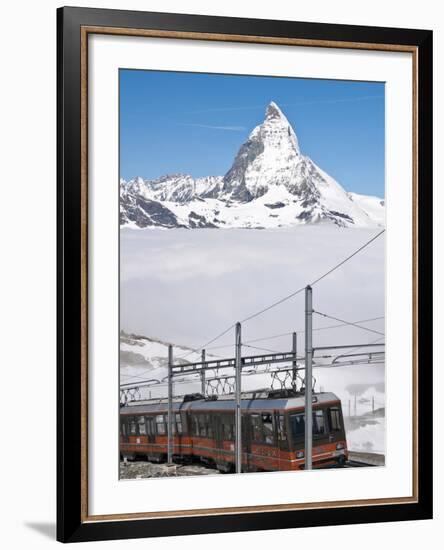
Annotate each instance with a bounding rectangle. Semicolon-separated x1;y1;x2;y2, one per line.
265;100;284;119
264;100;300;154
222;100;302;202
120;102;384;229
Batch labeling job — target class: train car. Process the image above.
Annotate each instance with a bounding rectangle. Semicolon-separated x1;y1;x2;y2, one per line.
120;389;348;472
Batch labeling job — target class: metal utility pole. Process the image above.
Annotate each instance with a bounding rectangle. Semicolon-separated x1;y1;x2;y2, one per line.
167;344;173;464
372;395;375;414
354;395;357;417
235;322;242;474
201;349;206;396
304;285;313;470
292;332;297;389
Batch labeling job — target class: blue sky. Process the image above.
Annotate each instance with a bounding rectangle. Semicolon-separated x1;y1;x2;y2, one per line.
120;70;385;197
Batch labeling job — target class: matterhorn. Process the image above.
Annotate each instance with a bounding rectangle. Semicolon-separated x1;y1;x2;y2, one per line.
120;101;385;229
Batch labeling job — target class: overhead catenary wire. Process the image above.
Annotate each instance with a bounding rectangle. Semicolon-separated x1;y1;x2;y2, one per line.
238;229;385;324
309;229;385;286
121;336;386;390
146;315;383;377
242;343;283;354
120;350;227;383
205;315;385;351
122;351;386;395
121;375;204;388
312;359;385;369
206;332;293;350
139;229;385;366
313;310;385;336
122;313;384;384
178;323;236;360
332;335;385;361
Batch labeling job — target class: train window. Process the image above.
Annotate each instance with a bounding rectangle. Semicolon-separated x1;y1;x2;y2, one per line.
221;416;234;440
207;415;213;438
146;416;154;436
313;410;325;436
155;414;165;435
290;411;326;440
277;414;286;441
251;414;263;442
120;419;127;436
328;407;342;431
129;417;138;435
262;413;274;444
137;416;147;435
290;413;305;440
197;414;210;437
192;416;199;437
175;413;183;434
197;415;205;437
228;424;235;440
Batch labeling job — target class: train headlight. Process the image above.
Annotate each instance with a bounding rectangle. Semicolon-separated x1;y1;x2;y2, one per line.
336;442;345;450
296;451;304;459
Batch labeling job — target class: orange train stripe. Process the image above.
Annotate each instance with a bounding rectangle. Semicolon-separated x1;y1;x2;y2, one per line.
121;436;347;471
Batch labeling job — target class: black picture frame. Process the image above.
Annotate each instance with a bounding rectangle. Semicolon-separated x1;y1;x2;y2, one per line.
57;6;433;543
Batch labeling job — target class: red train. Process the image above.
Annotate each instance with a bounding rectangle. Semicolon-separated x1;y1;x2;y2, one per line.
120;388;348;472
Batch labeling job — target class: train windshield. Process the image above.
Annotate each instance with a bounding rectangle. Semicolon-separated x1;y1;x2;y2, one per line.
289;410;326;440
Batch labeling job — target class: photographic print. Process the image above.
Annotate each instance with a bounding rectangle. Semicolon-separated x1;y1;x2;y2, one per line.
119;70;386;479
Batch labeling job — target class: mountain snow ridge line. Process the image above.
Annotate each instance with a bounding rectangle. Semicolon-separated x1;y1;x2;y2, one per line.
120;101;385;229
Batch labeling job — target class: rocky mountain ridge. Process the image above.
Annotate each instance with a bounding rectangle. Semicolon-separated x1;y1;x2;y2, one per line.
120;102;385;229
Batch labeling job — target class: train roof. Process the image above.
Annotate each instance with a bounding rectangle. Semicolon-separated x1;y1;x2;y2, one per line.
120;390;340;415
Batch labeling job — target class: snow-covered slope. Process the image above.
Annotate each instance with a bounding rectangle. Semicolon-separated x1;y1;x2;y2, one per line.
347;192;385;227
120;331;202;381
120;102;385;229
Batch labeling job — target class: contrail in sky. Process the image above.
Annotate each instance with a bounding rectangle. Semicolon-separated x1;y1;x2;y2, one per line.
188;95;384;115
177;123;246;131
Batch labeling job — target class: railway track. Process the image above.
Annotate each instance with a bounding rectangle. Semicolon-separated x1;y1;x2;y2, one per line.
345;459;375;467
347;451;385;467
321;451;385;468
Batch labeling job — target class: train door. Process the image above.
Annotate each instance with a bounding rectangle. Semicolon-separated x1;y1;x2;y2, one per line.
146;416;155;444
120;416;129;444
242;413;252;471
311;408;331;455
326;405;346;445
212;414;228;472
275;412;289;470
213;414;223;450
